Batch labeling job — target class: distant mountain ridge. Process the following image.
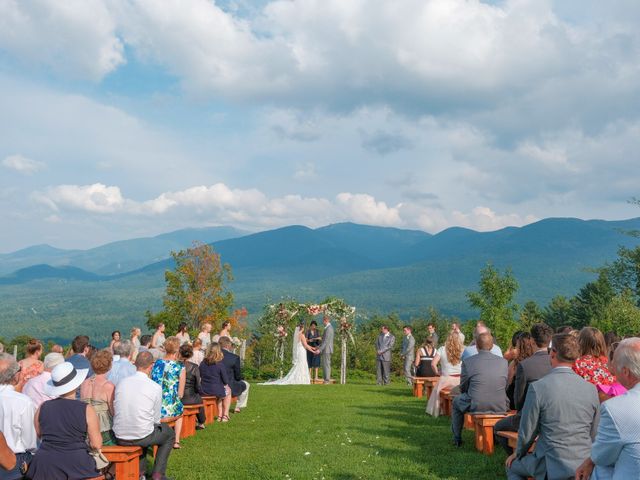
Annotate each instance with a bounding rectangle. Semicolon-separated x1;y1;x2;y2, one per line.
1;217;639;343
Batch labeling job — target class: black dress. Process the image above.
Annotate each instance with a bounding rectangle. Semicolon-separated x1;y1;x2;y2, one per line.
27;398;100;480
415;346;438;377
182;361;206;424
306;329;321;368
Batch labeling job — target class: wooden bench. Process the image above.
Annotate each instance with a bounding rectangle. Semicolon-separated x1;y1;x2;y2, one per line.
202;396;218;425
311;379;336;384
152;416;181;457
496;430;519;451
412;377;428;397
471;413;512;455
102;445;142;480
439;389;455;416
182;404;203;439
423;377;440;400
463;412;475;430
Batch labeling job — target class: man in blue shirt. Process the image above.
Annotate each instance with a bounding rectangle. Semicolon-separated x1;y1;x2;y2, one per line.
67;335;93;376
462;324;503;360
108;340;136;386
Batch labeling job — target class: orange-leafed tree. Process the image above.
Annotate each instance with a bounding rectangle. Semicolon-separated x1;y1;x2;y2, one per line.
146;242;234;334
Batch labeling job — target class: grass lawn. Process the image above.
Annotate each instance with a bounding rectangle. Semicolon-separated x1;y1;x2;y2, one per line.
166;380;507;479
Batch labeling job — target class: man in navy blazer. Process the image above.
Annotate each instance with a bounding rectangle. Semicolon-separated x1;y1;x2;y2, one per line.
219;336;250;413
575;337;640;480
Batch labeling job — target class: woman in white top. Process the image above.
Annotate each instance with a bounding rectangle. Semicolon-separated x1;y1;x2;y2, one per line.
176;322;191;346
426;331;464;417
191;338;205;365
212;321;231;344
197;323;212;350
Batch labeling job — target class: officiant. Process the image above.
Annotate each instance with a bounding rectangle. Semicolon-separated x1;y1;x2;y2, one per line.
306;321;322;382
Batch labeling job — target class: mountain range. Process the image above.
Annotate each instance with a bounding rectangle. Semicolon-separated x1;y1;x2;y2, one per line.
0;217;638;344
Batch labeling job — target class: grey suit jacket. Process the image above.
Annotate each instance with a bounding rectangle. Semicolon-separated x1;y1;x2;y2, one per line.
591;383;640;479
376;333;395;361
460;350;509;413
516;367;600;480
319;324;334;355
514;350;552;412
401;335;415;359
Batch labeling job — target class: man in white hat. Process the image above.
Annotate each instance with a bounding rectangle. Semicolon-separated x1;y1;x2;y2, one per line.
0;353;37;479
22;352;65;407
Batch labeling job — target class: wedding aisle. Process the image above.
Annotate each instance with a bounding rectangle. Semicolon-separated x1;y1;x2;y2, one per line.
165;381;507;479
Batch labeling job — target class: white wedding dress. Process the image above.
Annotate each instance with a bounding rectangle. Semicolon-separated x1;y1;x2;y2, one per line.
260;327;311;385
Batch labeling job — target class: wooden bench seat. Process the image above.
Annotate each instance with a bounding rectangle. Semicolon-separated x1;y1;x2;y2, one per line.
412;377;427;397
201;396;218;425
311;379;336;384
102;445;142;480
182;404;203;439
423;377;440;400
152;416;181;457
471;413;513;455
439;389;456;416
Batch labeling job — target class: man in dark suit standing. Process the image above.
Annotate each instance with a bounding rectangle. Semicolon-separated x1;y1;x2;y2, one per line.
452;331;509;447
505;334;600;480
219;336;249;413
495;323;553;454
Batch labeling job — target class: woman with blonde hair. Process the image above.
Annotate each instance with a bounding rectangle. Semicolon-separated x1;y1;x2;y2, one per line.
198;323;212;350
151;336;186;448
80;349;116;445
426;331;464;417
199;343;231;422
130;327;141;350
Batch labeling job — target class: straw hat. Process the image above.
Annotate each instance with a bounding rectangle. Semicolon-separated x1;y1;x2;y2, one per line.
44;362;88;397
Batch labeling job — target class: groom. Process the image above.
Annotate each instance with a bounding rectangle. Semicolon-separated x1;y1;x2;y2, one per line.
318;316;334;384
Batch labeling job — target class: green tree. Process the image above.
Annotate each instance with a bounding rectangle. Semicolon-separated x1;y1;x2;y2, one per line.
467;264;519;348
519;300;543;330
591;290;640;337
571;272;615;329
542;295;573;329
146;242;234;334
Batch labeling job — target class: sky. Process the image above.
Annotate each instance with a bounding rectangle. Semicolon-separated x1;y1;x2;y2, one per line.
1;0;639;252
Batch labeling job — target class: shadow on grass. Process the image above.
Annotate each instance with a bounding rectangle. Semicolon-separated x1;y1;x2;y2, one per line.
352;395;507;479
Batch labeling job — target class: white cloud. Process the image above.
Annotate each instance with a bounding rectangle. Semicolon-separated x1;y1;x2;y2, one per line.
336;193;402;227
0;0;124;80
37;183;125;213
2;154;45;174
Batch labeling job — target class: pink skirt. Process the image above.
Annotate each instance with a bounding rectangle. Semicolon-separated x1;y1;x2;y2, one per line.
426;375;460;417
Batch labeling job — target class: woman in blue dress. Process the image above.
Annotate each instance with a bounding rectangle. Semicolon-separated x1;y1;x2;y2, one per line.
306;321;322;382
199;343;231;422
151;336;185;449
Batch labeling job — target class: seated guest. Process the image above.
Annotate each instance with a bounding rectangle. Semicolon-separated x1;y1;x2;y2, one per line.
179;344;206;429
175;322;191;346
108;340;136;386
495;323;553;454
22;352;65;407
462;324;503;360
505;334;600;480
138;334;152;354
0;354;37;480
598;340;627;399
452;332;508;447
219;336;250;413
504;331;525;363
114;352;175;480
199;343;231;422
414;337;438;378
574;327;616;388
575;337;640;480
151;337;185;448
0;432;16;473
80;349;116;445
506;332;535;409
67;335;94;377
50;345;64;355
27;362;101;480
426;331;464;417
191;338;205;365
18;339;44;385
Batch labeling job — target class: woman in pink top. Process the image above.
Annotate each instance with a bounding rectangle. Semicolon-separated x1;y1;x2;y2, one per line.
19;338;44;384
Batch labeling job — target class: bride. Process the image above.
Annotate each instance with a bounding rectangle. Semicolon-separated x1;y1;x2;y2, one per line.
260;323;317;385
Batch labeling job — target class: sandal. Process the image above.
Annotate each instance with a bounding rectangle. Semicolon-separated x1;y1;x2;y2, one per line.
217;416;223;422
173;442;181;449
221;415;230;422
233;408;241;414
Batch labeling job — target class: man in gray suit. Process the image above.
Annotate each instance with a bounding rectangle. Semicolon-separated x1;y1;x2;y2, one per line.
400;326;415;385
495;323;553;454
375;326;395;385
318;316;334;384
575;337;640;480
506;334;600;480
452;332;509;446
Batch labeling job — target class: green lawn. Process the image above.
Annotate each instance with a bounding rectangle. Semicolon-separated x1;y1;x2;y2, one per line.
166;381;507;479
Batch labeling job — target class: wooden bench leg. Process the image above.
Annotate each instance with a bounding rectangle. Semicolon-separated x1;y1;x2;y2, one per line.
113;455;139;480
482;424;496;455
474;420;484;452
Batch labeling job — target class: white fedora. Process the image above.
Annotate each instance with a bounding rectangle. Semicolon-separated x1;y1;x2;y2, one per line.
44;362;89;397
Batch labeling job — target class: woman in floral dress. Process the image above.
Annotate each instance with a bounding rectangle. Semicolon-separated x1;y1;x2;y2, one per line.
151;336;186;448
19;339;44;384
573;327;616;389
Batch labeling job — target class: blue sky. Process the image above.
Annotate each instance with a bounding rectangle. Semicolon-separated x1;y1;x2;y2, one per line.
1;0;639;252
